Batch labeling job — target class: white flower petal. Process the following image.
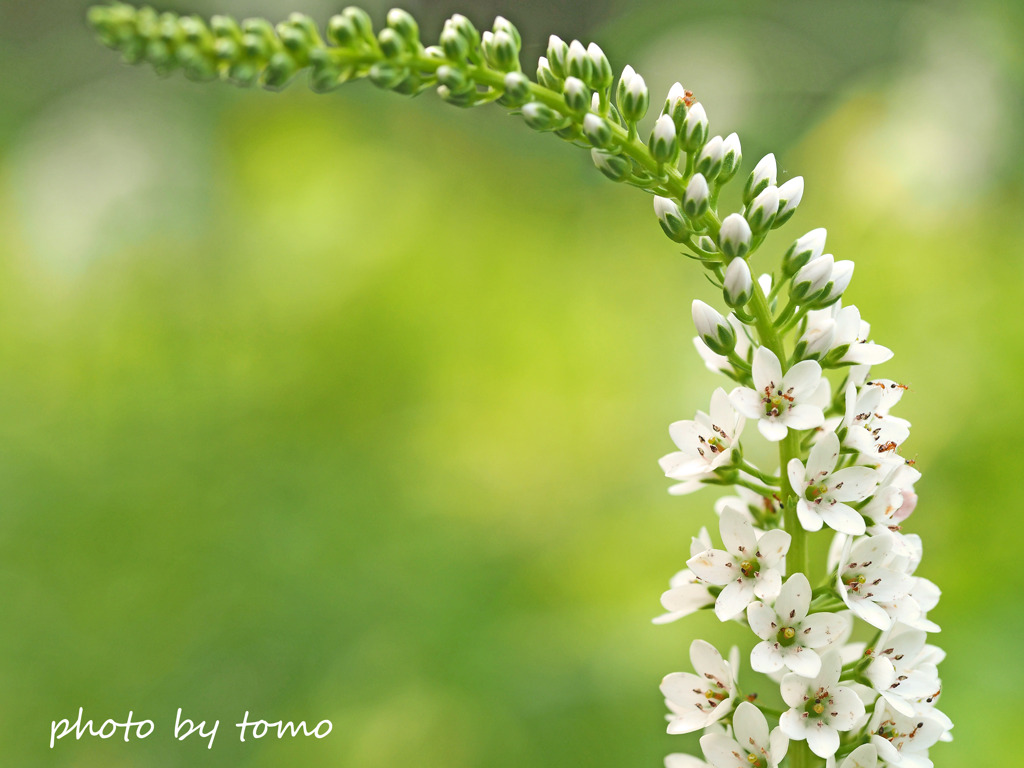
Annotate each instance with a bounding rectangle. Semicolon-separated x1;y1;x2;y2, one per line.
783;403;825;430
806;724;840;758
716;578;755;621
775;572;811;623
758;418;789;442
819;502;866;535
752;346;783;392
750;640;784;673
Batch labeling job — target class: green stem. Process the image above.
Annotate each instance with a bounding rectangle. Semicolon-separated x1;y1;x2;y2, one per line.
747;277;807;576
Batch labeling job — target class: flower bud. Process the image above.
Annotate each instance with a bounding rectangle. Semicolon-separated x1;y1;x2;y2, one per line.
654;196;688;242
562;76;590;114
718;132;742;183
743;153;777;205
592;149;631;182
719;213;752;260
377;27;403;59
264;51;298;88
814;260;854;307
546;34;568;78
522;101;566;131
619;69;648;123
791;254;834;302
368;60;407;89
492;16;521;49
679;102;708;152
327;14;358;46
696;235;718;255
586;42;613;90
485;29;519;71
746;185;780;233
663;82;688;128
582;113;613;148
502;71;530;105
566;40;591;82
682;173;710;220
723;258;753;308
386;8;419;44
439;26;468;59
694;135;724;180
436;64;471;93
782;228;827;277
649;114;679;164
446;13;480;53
615;64;635;107
692;300;736;355
536;56;562;90
773;176;804;228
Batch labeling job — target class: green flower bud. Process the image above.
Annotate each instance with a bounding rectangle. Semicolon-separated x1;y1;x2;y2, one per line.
719;213;752;260
485;29;519;71
743;153;777;205
546;35;569;79
522;101;567;132
718;133;742;183
679;102;708;153
692;300;736;355
791;254;834;302
438;27;465;60
536;56;563;90
386;8;419;44
592;149;631;182
563;76;590;115
327;14;357;46
663;82;688;129
649;114;679;164
653;196;688;242
582;113;613;149
343;6;376;44
619;69;648;124
493;16;521;50
436;64;471;94
566;40;591;82
746;186;780;233
682;173;710;220
263;51;298;88
377;27;404;59
586;42;613;91
502;71;531;106
368;61;408;89
723;258;753;308
782;228;826;277
773;177;804;228
210;14;242;42
694;135;724;181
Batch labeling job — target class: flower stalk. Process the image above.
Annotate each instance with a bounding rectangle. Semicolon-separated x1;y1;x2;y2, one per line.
88;5;951;767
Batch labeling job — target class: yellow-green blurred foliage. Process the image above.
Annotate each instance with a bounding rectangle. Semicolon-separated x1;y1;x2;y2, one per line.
1;0;1022;765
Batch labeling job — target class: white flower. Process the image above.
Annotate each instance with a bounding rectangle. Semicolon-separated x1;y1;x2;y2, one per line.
798;303;892;366
864;629;942;717
688;507;790;620
839;380;911;463
699;701;789;768
834;534;912;630
661;640;737;734
868;702;946;767
729;347;825;441
862;462;920;549
659;388;745;482
825;744;877;768
779;652;865;758
787;431;878;535
747;572;850;678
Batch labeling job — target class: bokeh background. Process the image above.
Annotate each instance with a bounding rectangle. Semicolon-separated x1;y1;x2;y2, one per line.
1;0;1022;765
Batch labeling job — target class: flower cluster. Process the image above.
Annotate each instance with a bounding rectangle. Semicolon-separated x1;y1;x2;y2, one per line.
88;6;950;766
651;96;949;767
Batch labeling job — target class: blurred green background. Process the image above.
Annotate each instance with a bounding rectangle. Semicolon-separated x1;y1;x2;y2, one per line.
1;0;1022;765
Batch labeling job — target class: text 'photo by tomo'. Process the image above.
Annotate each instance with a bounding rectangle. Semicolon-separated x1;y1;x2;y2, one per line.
2;0;1023;766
